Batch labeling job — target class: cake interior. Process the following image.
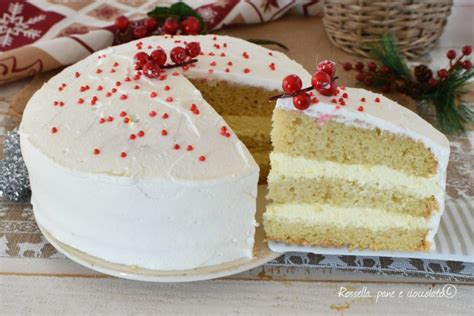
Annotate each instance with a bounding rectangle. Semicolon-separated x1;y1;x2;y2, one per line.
190;79;277;183
264;108;441;251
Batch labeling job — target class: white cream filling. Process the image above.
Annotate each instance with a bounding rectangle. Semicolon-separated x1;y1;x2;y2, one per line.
266;203;429;231
269;152;441;199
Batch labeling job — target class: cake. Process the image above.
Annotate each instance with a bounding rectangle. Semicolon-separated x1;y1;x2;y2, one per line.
264;72;450;251
19;35;308;270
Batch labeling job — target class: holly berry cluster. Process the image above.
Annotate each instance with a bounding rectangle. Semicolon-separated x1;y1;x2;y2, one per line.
134;42;201;79
273;60;338;110
342;45;472;98
114;15;201;44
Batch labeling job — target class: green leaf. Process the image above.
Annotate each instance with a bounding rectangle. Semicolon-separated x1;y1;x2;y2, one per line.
369;33;412;80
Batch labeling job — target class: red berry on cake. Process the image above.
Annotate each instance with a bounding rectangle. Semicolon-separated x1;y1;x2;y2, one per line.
142;61;160;79
292;93;311;110
150;49;167;66
318;82;337;96
114;16;129;31
170;46;187;64
144;17;158;32
162;18;179;35
133;26;148;39
180;16;201;35
311;70;331;92
185;42;201;58
317;60;336;77
282;74;302;94
134;52;149;68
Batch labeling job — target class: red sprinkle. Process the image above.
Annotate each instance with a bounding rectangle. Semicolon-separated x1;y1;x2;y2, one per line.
164;85;170;91
97;85;103;91
113;62;119;67
161;129;168;136
93;148;100;155
227;61;233;66
150;91;158;98
116;81;121;86
162;113;169;119
360;97;366;102
120;152;127;158
225;68;230;73
120;94;128;100
187;145;193;151
342;93;348;99
96;69;102;74
166;97;173;102
134;85;140;90
137;130;145;137
149;110;157;117
375;97;381;103
75;72;80;78
99;118;106;124
210;61;217;66
124;77;131;82
107;116;113;122
173;144;180;150
242;52;249;59
129;134;136;140
358;106;364;112
51;127;58;134
124;117;130;123
199;155;206;162
243;68;251;74
77;98;84;104
269;63;276;71
120;111;127;117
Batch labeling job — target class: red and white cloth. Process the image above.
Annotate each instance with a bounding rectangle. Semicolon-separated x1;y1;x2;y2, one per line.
0;0;321;85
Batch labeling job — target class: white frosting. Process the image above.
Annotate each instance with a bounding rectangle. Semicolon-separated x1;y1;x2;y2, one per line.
20;35;309;270
276;86;450;250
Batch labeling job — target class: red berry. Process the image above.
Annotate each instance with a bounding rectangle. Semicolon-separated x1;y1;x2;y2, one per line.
355;62;364;71
364;77;374;86
380;65;390;74
319;82;337;96
462;45;472;56
367;62;377;71
311;71;331;92
142;61;160;79
355;72;365;81
282;74;302;94
462;60;472;70
185;42;201;58
446;49;456;60
144;17;158;32
170;46;187;64
180;16;201;35
437;68;449;78
162;18;179;35
317;60;336;77
292;93;311;110
114;16;129;31
133;26;148;39
150;49;167;66
134;52;149;68
428;78;438;88
343;62;353;71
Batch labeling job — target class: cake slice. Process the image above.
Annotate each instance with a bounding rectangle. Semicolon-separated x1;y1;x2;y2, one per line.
264;85;450;252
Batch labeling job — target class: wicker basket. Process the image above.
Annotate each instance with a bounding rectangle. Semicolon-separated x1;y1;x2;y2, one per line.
323;0;453;59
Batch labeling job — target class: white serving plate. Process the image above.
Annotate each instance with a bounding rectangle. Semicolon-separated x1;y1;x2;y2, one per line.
269;198;474;263
38;185;280;282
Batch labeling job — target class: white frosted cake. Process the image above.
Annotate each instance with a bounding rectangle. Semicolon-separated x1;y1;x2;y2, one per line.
19;35;308;270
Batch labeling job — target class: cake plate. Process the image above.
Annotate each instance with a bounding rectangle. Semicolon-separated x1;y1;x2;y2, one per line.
38;186;280;282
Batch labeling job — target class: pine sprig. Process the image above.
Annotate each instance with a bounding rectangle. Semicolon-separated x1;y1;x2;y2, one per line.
344;33;474;134
369;33;412;80
424;68;474;133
